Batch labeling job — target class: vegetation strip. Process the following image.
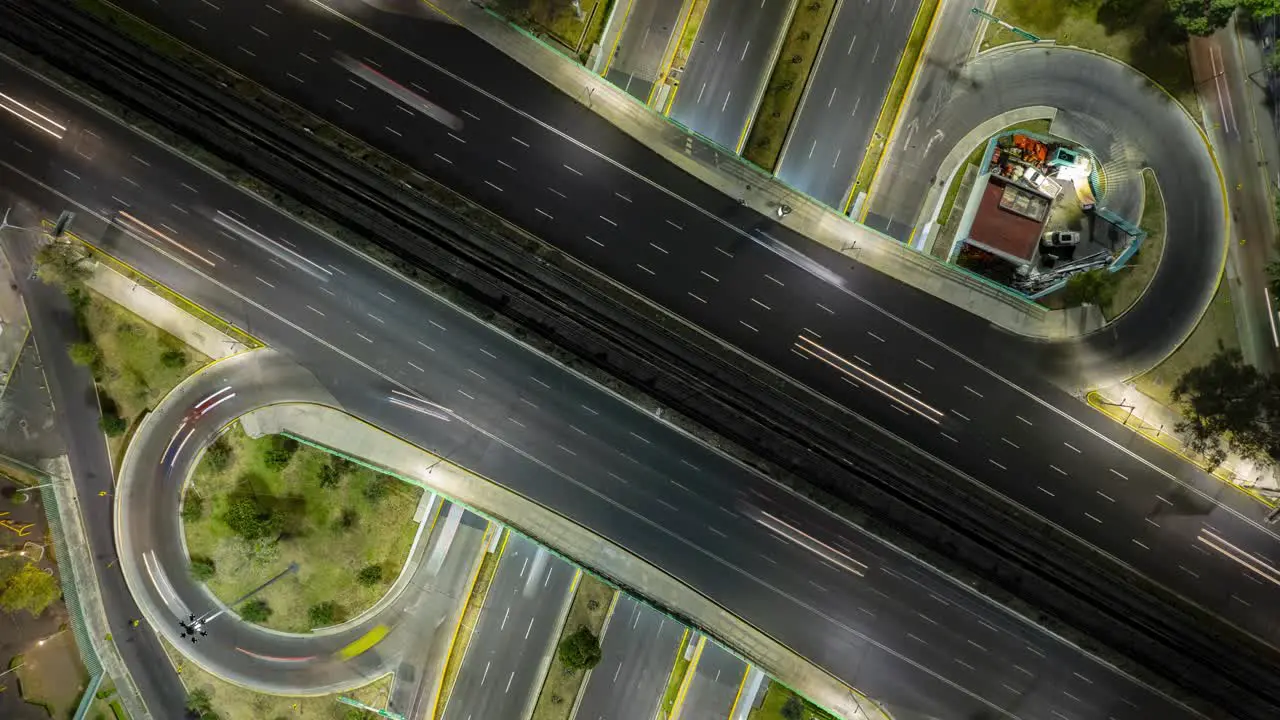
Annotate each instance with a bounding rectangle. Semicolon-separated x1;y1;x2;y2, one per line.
658;629;694;717
432;527;505;720
848;0;941;214
660;0;711;111
531;573;616;720
743;0;840;171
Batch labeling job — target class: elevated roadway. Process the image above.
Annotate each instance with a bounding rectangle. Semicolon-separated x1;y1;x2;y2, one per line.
0;52;1205;719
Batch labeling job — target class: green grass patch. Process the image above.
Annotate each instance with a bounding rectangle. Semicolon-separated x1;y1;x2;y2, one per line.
984;0;1199;118
81;240;261;350
848;0;940;207
71;287;209;467
182;423;422;632
749;680;840;720
937;119;1052;227
1134;282;1238;406
1104;169;1166;320
433;529;503;720
658;630;693;718
674;0;712;72
163;637;392;719
530;573;616;720
109;699;127;720
743;0;840;170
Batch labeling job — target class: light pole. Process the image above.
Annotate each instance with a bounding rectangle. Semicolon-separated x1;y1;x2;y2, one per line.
180;562;299;642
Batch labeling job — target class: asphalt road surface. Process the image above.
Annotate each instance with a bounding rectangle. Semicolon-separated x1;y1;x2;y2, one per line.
110;348;489;695
99;0;1280;664
604;0;686;103
443;534;574;720
775;0;921;208
681;637;746;720
6;230;188;719
666;0;790;150
0;56;1208;720
576;595;685;720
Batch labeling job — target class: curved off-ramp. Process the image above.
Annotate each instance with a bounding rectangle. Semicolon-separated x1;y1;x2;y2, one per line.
115;348;487;701
866;44;1227;388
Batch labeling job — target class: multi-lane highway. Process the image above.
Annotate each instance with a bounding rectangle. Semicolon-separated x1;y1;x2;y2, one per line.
443;535;573;720
603;0;686;104
775;0;921;207
665;0;790;150
0;44;1207;719
680;637;746;720
93;0;1280;668
576;596;685;720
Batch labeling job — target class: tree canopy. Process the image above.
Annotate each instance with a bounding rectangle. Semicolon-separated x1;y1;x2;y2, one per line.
1171;349;1280;467
557;625;602;671
0;561;60;617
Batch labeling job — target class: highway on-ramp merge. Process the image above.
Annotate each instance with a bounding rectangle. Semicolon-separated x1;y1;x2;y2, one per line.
0;50;1202;720
103;0;1280;667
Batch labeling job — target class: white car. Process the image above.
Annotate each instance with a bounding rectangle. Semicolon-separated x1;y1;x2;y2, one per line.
1042;230;1080;248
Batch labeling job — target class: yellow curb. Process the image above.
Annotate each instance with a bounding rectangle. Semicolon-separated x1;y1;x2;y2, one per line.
669;634;705;720
853;0;942;219
726;663;752;718
1084;391;1276;508
600;0;636;76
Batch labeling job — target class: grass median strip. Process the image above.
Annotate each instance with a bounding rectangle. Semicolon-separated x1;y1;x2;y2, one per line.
743;0;839;171
848;0;940;213
749;679;840;720
531;572;616;720
433;527;506;720
659;0;711;110
1104;168;1165;320
658;629;696;718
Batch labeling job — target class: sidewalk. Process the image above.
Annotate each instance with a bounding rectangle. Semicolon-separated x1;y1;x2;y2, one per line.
0;238;32;397
248;402;891;720
421;0;1092;339
1088;383;1280;502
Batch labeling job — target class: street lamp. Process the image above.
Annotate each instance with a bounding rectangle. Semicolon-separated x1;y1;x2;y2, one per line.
179;562;299;642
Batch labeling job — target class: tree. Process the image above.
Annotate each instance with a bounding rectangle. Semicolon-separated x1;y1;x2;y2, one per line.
781;694;805;720
1171;348;1280;467
356;564;384;587
557;625;602;671
1240;0;1280;19
1063;269;1116;309
34;240;93;286
190;556;216;581
222;497;282;542
318;463;341;489
308;600;342;627
99;413;127;436
68;342;101;367
185;687;219;720
239;599;272;623
1168;0;1237;36
203;438;232;473
261;435;299;471
362;477;390;502
0;562;59;617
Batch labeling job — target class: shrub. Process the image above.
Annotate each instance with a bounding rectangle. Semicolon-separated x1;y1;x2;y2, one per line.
781;694;804;720
262;435;299;471
239;599;272;623
333;508;358;532
190;556;216;581
181;494;204;522
203;438;232;472
308;601;342;627
557;625;602;671
356;564;383;587
99;414;128;436
222;497;281;541
160;349;188;368
68;342;101;367
318;463;340;489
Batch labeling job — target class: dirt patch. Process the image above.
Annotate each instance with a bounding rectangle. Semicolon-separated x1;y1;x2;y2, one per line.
14;631;89;720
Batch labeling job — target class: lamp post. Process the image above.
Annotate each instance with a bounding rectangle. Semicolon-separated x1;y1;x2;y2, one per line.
180;562;298;642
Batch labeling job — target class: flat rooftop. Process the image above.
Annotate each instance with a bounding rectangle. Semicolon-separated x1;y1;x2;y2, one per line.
967;176;1049;264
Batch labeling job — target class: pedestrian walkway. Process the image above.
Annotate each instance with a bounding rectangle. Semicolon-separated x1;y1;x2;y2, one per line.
0;242;32;397
424;0;1093;339
1089;383;1280;503
248;401;890;720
